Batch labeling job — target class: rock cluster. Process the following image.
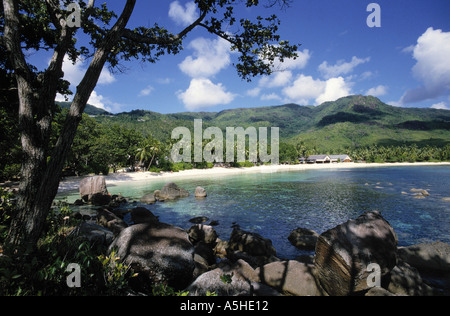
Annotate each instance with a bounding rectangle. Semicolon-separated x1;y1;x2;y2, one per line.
72;179;449;296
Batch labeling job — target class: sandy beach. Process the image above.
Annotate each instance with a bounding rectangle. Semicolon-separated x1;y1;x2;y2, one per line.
56;162;450;193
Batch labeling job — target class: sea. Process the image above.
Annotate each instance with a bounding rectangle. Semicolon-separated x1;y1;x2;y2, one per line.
57;165;450;259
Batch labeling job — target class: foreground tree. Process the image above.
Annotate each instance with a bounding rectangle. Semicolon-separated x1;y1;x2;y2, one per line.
1;0;298;255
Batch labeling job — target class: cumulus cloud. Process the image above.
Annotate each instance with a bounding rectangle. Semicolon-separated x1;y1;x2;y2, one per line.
169;1;198;26
56;55;116;112
282;75;352;105
316;77;352;105
60;55;116;87
259;71;293;88
87;91;110;112
431;102;449;110
366;85;388;97
179;37;231;78
261;93;282;102
177;78;235;110
271;49;311;71
318;56;370;79
399;28;450;105
139;85;154;97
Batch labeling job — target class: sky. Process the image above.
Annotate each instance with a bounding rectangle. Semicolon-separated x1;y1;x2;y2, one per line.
29;0;450;114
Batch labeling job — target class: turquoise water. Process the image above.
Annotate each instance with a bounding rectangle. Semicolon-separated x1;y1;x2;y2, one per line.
58;166;450;259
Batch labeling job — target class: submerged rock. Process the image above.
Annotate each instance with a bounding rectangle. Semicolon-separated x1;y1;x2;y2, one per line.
195;186;207;198
140;193;156;204
158;182;189;200
189;216;209;224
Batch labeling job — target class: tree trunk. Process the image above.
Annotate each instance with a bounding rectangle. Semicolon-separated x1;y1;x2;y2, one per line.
4;0;137;256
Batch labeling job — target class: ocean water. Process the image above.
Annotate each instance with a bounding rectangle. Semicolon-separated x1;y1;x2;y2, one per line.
58;166;450;259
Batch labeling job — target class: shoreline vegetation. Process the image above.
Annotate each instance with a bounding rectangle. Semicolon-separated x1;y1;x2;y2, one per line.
56;161;450;193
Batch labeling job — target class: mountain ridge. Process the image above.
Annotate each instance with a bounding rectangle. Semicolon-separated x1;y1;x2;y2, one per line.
83;95;450;151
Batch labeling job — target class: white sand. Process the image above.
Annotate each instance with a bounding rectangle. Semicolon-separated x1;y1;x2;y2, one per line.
57;162;450;193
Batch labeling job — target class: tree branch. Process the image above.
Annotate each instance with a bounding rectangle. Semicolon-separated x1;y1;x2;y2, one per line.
2;0;32;79
122;9;208;45
44;0;65;30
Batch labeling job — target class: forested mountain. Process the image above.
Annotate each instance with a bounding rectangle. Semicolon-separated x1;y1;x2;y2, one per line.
94;95;450;151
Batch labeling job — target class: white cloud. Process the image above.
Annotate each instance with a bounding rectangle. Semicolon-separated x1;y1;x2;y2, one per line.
282;75;352;105
56;56;117;112
318;56;370;79
179;37;231;78
271;49;311;71
282;75;325;104
316;77;352;105
366;85;388;97
431;102;449;110
178;78;235;110
60;55;115;87
87;91;112;112
169;1;198;26
259;71;293;88
400;28;450;105
247;87;261;97
261;93;282;102
139;85;154;97
156;78;173;84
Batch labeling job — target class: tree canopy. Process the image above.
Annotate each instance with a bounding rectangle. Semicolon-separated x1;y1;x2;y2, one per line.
0;0;299;255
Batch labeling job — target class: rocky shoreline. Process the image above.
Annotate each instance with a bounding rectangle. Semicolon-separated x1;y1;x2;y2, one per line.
71;177;450;296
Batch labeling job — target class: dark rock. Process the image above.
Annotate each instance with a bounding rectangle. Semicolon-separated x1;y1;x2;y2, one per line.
228;227;276;258
288;227;319;251
386;260;434;296
73;199;84;206
130;207;159;225
70;222;114;247
227;227;278;268
109;222;195;289
314;211;398;296
189;216;209;224
97;208;128;235
398;241;450;273
91;193;112;206
188;224;218;245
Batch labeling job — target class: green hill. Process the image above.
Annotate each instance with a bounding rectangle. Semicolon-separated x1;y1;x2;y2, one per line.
56;101;112;116
93;95;450;151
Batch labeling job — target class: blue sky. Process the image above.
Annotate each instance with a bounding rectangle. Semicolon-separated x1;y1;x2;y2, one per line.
32;0;450;114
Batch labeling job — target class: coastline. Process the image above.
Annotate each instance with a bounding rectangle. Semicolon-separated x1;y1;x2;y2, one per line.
56;161;450;193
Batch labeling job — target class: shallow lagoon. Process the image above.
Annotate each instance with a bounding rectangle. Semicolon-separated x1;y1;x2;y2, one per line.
58;166;450;259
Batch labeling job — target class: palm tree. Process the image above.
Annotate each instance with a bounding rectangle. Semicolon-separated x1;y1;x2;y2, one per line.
136;138;161;171
135;142;152;171
147;140;161;169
